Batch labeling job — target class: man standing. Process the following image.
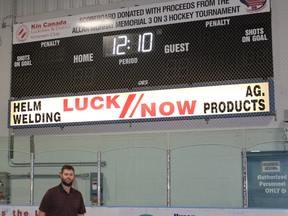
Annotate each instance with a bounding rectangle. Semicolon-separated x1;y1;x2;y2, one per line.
38;165;86;216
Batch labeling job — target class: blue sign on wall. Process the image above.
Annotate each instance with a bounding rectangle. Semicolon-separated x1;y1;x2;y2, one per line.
247;151;288;208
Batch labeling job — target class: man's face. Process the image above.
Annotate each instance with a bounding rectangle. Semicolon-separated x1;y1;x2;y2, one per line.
60;169;75;187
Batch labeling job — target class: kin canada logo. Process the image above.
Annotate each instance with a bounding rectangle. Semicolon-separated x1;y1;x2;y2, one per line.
240;0;267;12
15;24;29;42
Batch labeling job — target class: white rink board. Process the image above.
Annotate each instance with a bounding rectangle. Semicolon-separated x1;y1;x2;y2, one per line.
1;206;288;216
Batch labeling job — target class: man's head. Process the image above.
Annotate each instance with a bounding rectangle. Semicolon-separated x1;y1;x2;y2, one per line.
60;164;75;187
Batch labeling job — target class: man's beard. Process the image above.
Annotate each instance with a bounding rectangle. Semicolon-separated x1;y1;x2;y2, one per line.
61;178;73;187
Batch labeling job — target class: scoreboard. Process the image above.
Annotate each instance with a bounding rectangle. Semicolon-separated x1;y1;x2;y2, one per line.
11;0;272;98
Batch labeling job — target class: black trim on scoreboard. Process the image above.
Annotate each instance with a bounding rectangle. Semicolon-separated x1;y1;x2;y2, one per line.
11;12;272;98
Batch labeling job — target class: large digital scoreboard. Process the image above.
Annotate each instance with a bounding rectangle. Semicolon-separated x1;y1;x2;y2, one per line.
9;0;274;127
11;0;272;98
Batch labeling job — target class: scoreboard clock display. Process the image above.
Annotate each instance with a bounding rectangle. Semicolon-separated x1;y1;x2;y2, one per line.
11;5;272;98
103;32;154;57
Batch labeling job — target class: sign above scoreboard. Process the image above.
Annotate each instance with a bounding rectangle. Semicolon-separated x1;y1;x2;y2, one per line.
13;0;270;44
11;0;272;98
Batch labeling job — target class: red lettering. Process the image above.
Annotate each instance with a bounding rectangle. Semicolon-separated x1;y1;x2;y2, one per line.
119;94;136;118
63;99;73;111
141;103;156;117
177;100;196;114
64;95;120;112
107;95;120;108
75;98;88;111
159;102;174;116
90;96;104;110
141;100;197;117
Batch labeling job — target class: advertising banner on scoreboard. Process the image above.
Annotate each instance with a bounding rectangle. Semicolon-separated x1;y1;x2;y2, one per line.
9;82;273;127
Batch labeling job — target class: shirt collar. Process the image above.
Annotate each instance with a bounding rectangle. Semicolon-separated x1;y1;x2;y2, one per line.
59;183;74;193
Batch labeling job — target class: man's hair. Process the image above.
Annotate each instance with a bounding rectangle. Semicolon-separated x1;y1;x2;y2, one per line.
61;164;75;174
